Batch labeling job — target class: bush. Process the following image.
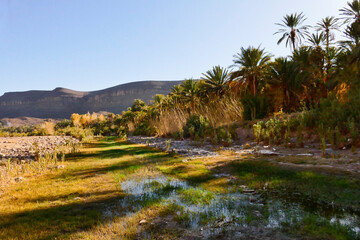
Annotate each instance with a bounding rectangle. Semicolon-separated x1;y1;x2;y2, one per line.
55;119;72;130
252;91;360;148
133;122;157;136
241;94;269;120
56;126;94;141
183;114;210;139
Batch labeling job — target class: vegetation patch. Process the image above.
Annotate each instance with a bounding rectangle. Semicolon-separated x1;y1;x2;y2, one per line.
178;188;215;206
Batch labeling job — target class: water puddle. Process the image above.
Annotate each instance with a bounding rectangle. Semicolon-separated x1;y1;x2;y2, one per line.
116;169;359;239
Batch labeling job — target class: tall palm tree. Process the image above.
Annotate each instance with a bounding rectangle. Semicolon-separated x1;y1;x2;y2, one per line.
275;12;309;51
316;17;341;77
201;65;230;100
230;46;271;96
316;17;341;52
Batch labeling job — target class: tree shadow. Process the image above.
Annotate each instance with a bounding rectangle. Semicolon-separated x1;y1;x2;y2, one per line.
67;141;170;162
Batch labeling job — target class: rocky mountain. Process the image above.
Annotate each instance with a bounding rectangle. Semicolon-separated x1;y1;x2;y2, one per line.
0;81;182;119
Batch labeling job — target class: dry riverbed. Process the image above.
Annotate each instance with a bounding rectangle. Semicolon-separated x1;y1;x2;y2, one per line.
128;136;360;175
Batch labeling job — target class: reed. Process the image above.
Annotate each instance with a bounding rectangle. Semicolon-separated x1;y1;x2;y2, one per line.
150;98;242;136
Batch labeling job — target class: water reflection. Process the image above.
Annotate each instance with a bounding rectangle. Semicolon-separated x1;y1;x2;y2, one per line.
118;170;359;238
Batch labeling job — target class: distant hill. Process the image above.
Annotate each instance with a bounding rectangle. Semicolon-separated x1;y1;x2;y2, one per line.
0;81;182;119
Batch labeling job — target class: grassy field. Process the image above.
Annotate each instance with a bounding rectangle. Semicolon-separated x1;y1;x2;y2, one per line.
0;137;359;239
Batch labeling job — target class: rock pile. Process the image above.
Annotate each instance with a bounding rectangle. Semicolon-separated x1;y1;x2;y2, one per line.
128;136;219;158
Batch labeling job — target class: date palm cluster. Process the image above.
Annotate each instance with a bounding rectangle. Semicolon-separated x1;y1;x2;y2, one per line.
122;0;360;135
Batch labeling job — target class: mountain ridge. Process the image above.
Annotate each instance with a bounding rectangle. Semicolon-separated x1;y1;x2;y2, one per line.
0;80;182;119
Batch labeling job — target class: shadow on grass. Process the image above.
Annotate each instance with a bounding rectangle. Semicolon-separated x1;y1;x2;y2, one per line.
67;141;170;162
0;191;168;240
57;154;176;182
0;176;183;239
24;190;117;204
0;195;119;239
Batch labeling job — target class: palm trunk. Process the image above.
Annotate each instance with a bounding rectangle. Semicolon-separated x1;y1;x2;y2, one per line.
251;76;257;96
292;41;296;52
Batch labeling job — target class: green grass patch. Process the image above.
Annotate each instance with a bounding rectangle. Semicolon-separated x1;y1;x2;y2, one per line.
178;188;215;205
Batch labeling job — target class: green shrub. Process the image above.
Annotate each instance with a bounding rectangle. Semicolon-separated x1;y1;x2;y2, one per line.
56;126;94;141
183;114;210;139
252;91;360;147
241;94;269;120
133;122;157;136
55;119;72;130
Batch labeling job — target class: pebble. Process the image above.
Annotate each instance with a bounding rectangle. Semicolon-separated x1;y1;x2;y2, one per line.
139;219;147;224
243;189;256;193
55;165;66;169
14;177;23;182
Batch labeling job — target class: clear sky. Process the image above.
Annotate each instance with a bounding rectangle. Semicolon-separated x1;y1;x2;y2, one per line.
0;0;349;96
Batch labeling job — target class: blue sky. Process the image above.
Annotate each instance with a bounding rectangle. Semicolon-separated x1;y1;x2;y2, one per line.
0;0;348;95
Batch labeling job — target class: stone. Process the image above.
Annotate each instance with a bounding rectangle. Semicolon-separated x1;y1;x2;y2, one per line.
258;150;280;156
249;197;257;202
139;219;147;224
325;148;337;156
55;165;66;169
14;177;23;182
253;210;262;217
296;153;313;156
243;189;255;193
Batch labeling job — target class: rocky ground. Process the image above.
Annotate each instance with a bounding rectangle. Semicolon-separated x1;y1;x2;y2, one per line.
128;136;360;175
0;136;80;162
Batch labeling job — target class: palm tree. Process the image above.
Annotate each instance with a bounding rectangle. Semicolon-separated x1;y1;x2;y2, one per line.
152;94;165;106
168;84;184;105
268;58;301;111
230;46;271;96
307;33;325;49
316;17;341;77
275;12;309;51
316;17;341;52
292;46;327;101
342;21;360;47
341;1;360;47
201;66;230;100
181;79;200;111
340;0;360;23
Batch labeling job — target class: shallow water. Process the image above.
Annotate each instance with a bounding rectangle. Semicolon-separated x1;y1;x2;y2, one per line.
118;170;359;238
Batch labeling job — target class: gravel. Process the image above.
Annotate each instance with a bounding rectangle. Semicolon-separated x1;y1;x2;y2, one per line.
0;136;80;161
